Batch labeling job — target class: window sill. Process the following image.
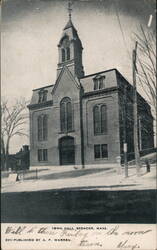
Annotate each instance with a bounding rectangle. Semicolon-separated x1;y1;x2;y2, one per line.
94;158;108;161
94;133;108;136
94;88;105;91
59;130;75;134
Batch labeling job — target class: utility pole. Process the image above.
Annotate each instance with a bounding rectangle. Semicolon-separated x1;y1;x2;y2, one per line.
132;41;141;176
123;85;128;177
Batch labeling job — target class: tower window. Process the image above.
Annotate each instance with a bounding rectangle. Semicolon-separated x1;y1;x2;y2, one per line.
93;76;105;90
93;104;107;135
61;47;70;62
60;97;73;132
61;36;70;62
62;48;65;62
66;47;70;60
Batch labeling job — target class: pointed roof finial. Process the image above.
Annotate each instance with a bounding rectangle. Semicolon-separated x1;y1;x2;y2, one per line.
68;0;73;20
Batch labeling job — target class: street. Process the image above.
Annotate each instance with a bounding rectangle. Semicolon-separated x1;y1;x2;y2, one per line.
1;165;156;223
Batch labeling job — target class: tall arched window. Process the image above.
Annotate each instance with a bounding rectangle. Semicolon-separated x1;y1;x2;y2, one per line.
67;101;72;131
38;116;43;141
62;48;65;62
60;97;73;132
93;105;100;134
93;104;107;135
43;115;48;140
60;102;66;132
37;115;48;141
101;105;107;134
66;47;70;60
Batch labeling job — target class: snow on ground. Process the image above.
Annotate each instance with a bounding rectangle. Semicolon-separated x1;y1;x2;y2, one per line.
1;164;156;193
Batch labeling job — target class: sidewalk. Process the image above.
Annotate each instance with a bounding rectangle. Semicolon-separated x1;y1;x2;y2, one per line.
1;164;156;193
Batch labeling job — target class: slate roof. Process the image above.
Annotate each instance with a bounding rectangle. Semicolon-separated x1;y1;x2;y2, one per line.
29;84;54;107
80;68;118;92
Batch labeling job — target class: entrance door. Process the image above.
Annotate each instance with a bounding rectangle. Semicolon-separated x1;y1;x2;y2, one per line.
59;136;75;165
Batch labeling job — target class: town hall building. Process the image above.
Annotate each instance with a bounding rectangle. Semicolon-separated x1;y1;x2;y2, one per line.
28;12;154;168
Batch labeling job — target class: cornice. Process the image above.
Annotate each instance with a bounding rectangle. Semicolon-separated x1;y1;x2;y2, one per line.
27;100;53;110
83;87;118;98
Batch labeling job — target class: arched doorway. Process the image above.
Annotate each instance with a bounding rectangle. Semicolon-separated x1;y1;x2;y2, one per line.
59;136;75;165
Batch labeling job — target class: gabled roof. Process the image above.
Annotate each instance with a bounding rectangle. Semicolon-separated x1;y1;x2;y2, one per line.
33;84;54;91
60;19;83;49
64;19;76;31
51;66;80;95
80;68;118;93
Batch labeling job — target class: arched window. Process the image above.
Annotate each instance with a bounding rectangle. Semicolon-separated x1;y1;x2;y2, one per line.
62;48;65;62
60;97;73;132
93;105;100;135
37;115;48;141
67;101;72;131
38;116;43;141
101;105;107;134
66;47;70;60
43;115;48;140
60;102;66;132
93;104;107;135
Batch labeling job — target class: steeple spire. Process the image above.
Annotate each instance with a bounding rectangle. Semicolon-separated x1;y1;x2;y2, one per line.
68;0;73;20
57;0;84;78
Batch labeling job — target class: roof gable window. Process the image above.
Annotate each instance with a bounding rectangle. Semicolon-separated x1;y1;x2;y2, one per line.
93;75;105;90
38;90;48;103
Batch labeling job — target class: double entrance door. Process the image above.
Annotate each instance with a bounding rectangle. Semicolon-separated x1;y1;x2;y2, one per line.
59;136;75;165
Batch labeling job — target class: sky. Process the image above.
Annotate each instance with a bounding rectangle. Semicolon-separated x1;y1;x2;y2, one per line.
1;0;156;153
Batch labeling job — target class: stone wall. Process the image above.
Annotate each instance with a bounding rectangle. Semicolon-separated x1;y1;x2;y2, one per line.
82;90;121;164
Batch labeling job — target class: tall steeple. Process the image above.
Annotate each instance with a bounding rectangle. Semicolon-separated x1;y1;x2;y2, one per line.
57;1;84;78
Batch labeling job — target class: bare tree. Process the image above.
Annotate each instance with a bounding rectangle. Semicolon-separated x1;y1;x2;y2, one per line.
1;98;29;170
135;26;156;119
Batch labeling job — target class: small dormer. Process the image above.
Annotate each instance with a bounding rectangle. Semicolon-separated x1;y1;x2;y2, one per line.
93;75;106;90
38;89;48;103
